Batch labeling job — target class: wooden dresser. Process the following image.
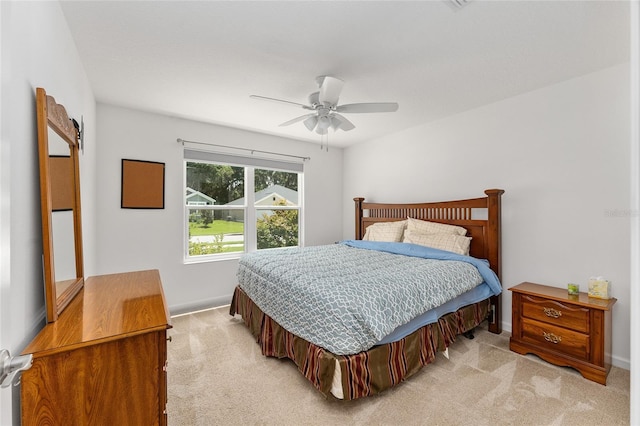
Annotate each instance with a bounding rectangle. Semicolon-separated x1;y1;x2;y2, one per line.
21;270;172;425
509;282;616;385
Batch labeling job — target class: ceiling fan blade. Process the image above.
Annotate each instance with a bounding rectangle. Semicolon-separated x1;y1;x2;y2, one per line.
331;113;355;131
318;76;344;106
335;102;399;113
279;113;316;127
250;95;313;110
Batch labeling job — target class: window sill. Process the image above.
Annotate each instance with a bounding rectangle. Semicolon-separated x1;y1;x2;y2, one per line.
183;252;243;264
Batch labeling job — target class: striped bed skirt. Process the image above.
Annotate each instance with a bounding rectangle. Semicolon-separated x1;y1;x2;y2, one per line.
229;286;490;400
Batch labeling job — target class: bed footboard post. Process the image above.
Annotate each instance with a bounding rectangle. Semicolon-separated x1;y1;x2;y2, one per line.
354;197;365;240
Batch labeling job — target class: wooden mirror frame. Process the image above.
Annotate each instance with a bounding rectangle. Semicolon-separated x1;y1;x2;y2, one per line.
36;87;84;322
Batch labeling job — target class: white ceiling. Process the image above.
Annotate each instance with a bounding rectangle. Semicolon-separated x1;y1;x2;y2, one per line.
59;0;630;148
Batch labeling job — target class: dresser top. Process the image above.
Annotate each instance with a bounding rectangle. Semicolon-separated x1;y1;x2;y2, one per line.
23;269;172;357
509;281;617;310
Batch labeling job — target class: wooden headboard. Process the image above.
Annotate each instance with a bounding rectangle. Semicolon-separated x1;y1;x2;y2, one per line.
354;188;505;334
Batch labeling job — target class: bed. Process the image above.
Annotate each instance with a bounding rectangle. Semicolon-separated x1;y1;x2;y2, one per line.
229;188;504;400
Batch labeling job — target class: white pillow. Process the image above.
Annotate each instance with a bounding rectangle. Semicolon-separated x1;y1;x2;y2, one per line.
362;220;407;242
406;217;467;236
403;229;471;255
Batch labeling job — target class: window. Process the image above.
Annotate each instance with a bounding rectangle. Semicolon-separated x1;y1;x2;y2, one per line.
184;149;303;262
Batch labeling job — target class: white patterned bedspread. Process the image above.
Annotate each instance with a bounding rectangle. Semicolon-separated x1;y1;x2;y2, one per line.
236;241;501;355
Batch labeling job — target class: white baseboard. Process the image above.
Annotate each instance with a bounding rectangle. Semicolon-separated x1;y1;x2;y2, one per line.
169;295;231;317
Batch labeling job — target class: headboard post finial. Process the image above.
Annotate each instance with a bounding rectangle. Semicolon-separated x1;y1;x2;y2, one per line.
484;188;505;197
354;197;365;240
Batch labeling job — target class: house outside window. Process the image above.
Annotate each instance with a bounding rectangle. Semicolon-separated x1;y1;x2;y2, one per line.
184;149;303;262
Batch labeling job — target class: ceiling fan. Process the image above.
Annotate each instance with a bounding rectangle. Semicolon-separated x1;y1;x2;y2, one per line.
250;76;399;136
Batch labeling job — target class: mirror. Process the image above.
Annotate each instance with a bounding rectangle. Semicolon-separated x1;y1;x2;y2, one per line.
36;87;84;322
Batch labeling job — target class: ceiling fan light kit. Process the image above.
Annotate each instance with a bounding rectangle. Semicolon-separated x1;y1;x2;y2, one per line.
251;75;399;140
303;116;317;131
316;113;331;135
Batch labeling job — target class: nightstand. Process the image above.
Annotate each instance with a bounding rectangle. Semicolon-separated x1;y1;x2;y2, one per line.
509;282;616;385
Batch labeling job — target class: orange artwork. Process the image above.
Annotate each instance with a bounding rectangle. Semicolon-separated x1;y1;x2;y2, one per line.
121;159;165;209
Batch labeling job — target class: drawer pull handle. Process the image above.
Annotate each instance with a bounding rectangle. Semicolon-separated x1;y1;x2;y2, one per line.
543;332;562;344
543;307;562;318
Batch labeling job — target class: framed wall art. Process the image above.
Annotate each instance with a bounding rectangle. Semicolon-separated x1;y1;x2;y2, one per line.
121;159;165;209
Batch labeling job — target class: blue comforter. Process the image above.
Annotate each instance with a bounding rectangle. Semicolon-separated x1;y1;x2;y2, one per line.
340;240;502;294
236;241;502;355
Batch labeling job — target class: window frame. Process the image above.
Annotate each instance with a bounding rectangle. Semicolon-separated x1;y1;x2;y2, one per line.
183;151;304;264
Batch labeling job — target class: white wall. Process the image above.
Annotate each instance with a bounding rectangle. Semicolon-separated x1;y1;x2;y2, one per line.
95;104;343;313
629;2;639;423
0;1;96;424
343;64;631;369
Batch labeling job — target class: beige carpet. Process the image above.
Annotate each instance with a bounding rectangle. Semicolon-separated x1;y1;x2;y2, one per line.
167;306;630;425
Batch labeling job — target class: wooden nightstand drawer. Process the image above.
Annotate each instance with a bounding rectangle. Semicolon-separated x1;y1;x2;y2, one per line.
521;318;589;361
521;294;589;333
